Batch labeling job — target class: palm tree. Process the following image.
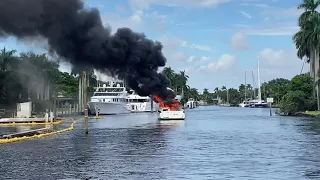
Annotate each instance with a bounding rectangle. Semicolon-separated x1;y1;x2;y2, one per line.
214;87;219;93
202;88;209;102
189;88;199;101
298;0;320;27
294;0;320;110
175;70;189;94
0;47;17;104
162;67;175;89
0;47;16;72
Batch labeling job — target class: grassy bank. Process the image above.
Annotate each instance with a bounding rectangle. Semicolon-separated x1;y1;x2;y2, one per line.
277;111;320;117
302;111;320;117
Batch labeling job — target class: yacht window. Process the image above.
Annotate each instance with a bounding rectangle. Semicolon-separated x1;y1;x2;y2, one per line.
94;93;121;96
138;99;147;102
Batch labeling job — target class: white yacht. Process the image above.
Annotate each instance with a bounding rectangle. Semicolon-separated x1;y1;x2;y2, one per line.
126;91;157;112
88;83;130;115
249;99;268;108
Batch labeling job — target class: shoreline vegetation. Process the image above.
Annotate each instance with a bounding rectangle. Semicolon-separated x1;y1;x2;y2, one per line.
0;48;314;117
0;48;297;113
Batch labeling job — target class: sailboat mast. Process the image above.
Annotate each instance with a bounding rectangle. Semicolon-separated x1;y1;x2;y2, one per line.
252;70;255;98
245;71;247;101
257;56;262;101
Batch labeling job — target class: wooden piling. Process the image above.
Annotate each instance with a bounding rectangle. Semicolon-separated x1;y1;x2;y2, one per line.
83;71;89;134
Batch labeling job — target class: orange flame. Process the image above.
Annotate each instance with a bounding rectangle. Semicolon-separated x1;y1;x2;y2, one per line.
153;95;181;111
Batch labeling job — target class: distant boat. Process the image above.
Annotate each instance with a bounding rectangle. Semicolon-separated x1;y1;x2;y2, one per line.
238;71;249;107
239;100;250;107
185;98;197;109
249;56;268;108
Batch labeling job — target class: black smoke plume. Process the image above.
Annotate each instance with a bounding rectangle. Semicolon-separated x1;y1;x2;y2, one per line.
0;0;175;101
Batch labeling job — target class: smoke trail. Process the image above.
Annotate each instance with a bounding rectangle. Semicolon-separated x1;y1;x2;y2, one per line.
0;0;175;100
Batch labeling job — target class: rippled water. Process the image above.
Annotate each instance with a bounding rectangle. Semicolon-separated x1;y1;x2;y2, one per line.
1;106;320;179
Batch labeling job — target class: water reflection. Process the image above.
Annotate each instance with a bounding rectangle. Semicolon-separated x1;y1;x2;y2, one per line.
157;120;185;127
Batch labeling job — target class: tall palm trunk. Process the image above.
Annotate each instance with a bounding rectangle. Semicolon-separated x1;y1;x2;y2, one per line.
310;48;316;99
310;48;315;79
314;47;320;110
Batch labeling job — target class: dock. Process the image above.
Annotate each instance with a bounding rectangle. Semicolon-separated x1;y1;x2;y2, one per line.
2;127;52;138
0;118;49;124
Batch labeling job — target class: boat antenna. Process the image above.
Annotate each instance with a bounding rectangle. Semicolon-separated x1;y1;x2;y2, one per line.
244;70;247;101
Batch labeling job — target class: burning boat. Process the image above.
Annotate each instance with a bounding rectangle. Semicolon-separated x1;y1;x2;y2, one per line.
153;90;185;120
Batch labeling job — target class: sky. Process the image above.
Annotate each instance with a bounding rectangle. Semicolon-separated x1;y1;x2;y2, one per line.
0;0;309;93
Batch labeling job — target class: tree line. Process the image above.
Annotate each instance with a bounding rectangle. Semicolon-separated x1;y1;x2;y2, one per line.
163;66;316;115
0;47;98;110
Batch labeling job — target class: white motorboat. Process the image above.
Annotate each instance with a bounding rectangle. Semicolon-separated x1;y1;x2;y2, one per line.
239;100;250;107
158;108;185;120
88;83;130;115
157;95;185;120
126;91;157;112
185;98;197;109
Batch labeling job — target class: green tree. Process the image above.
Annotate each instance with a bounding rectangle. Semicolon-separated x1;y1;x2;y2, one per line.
280;91;308;115
228;88;241;105
261;78;291;104
279;73;316;114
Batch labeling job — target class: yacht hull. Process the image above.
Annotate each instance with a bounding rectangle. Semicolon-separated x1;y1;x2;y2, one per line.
88;102;130;115
249;103;268;108
126;102;157;112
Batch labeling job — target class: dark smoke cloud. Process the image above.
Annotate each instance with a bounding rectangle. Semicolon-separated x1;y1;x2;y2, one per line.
0;0;175;100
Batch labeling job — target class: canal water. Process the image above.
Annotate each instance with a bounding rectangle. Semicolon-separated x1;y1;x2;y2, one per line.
1;106;320;179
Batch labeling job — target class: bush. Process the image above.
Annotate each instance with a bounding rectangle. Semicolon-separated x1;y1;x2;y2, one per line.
279;91;308;115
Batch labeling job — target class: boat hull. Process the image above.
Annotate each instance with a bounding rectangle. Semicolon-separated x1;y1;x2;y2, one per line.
249;103;268;108
239;103;249;107
88;102;130;115
158;110;185;120
185;101;197;109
